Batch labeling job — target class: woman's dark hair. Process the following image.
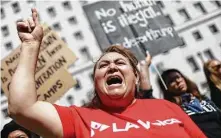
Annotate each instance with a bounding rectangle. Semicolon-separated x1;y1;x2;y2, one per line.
84;45;140;108
1;120;40;138
203;60;221;108
203;63;213;89
204;60;221;91
158;69;203;105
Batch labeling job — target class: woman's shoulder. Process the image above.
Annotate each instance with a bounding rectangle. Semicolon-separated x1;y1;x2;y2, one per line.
53;104;101;117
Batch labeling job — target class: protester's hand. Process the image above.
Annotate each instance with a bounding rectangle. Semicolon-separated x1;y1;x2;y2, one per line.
139;51;152;69
138;51;152;94
17;8;43;44
145;51;152;66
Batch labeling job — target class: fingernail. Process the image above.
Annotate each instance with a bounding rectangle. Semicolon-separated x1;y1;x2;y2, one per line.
146;51;149;54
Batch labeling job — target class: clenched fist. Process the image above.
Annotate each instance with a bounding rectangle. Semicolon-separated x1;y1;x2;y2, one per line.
17;8;43;44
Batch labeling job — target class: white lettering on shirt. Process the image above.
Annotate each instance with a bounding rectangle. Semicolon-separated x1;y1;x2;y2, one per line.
91;118;181;137
91;121;110;137
137;120;150;129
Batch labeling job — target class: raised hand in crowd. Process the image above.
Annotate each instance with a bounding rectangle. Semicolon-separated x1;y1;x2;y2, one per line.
17;8;43;44
137;51;154;98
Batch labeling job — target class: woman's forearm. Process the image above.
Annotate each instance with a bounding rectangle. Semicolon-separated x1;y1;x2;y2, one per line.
8;42;40;115
139;64;151;90
139;52;152;90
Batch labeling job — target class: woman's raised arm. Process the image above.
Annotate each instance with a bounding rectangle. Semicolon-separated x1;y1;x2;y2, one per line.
8;8;63;138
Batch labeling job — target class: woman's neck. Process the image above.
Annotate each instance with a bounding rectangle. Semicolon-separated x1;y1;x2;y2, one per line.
100;98;137;113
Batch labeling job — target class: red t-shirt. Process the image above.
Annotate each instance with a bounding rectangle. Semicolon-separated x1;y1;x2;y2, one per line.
54;99;206;138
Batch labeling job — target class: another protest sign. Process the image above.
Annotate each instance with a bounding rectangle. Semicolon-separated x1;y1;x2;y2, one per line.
83;0;183;60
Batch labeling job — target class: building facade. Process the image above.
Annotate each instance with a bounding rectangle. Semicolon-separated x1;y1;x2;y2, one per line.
1;0;221;129
150;1;221;98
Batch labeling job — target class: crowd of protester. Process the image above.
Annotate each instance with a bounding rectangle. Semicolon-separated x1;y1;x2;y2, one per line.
157;68;221;138
1;8;221;138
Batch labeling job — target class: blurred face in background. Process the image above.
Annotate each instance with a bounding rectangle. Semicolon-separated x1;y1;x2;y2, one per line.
209;60;221;77
94;52;137;108
8;130;28;138
165;72;188;95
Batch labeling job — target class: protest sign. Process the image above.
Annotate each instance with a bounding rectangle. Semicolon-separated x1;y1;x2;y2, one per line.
1;24;77;103
35;62;76;103
83;0;183;60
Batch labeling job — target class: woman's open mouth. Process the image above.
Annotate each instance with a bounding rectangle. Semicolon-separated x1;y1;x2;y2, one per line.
106;75;123;87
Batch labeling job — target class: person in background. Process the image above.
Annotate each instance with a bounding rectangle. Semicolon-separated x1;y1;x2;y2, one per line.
158;68;221;138
203;59;221;109
7;8;206;138
1;120;40;138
